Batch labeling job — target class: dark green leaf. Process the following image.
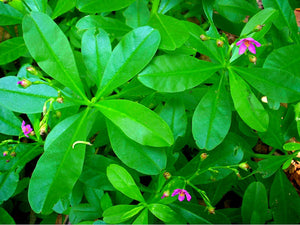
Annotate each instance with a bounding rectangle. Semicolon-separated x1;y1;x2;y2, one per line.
0;208;15;224
103;205;144;224
123;0;150;28
158;0;183;14
51;0;76;19
77;0;136;13
69;204;101;224
0;105;21;136
0;37;27;65
0;1;23;25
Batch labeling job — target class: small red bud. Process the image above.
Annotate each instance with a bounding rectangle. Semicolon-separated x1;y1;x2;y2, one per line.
17;79;32;88
3;151;8;156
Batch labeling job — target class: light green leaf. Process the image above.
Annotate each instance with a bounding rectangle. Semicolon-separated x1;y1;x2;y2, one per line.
0;1;23;25
133;209;148;224
77;0;136;13
149;203;185;224
22;12;87;100
229;69;269;132
95;99;174;147
103;205;144;224
283;142;300;151
0;76;57;113
138;54;222;93
107;164;144;202
123;0;150;28
0;37;27;65
0;105;21;136
148;13;189;50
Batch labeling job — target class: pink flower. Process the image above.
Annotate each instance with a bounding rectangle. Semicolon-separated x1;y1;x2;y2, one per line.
171;189;191;202
21;121;33;137
17;79;32;88
236;38;261;55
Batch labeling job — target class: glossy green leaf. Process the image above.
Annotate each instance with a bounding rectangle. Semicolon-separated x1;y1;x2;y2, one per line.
149;203;185;224
107;164;144;202
95;26;160;98
192;77;232;150
22;12;87;100
103;205;144;224
76;15;132;38
257;155;291;178
133;209;148;224
77;0;135;13
0;208;15;224
0;1;23;25
107;121;167;175
233;66;300;103
229;69;269;132
0;144;42;203
148;13;189;50
0;105;21;136
51;0;76;19
283;142;300;151
95;99;174;147
158;0;183;14
123;0;150;28
270;170;300;223
0;77;57;114
138;54;222;93
264;44;300;77
23;0;47;12
242;182;268;224
28;109;93;214
0;37;27;65
82;28;111;85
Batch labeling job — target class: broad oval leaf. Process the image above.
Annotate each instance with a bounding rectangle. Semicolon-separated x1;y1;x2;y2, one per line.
22;12;87;100
0;1;23;25
0;76;57;113
229;69;269;132
107;121;167;175
232;66;300;103
192;77;232;150
96;26;160;98
241;182;268;224
0;37;27;65
77;0;135;13
95;99;174;147
28;109;92;214
106;164;144;202
0;105;21;136
149;204;185;224
123;0;150;28
138;54;222;93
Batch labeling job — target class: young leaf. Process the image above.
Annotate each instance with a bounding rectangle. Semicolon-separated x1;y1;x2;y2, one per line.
82;28;111;85
241;182;268;224
107;121;167;175
0;37;27;65
148;13;189;50
123;0;150;28
22;12;87;100
283;142;300;151
95;26;160;98
229;69;269;132
270;170;300;223
77;0;136;13
0;105;21;136
0;1;23;25
192;76;232;150
106;164;144;202
95;99;174;147
103;205;144;224
0;76;57;113
138;54;222;93
28;109;93;214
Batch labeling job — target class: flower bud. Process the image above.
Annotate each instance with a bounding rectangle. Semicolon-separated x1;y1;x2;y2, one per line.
3;151;8;156
6;159;10;163
254;24;264;32
249;55;257;64
236;172;242;179
17;79;32;88
207;206;215;214
163;171;171;180
200;34;209;41
239;162;250;171
56;111;62;118
30;131;35;136
216;39;224;47
56;97;64;104
10;151;16;157
40;123;47;135
200;153;208;161
161;190;170;199
26;66;38;75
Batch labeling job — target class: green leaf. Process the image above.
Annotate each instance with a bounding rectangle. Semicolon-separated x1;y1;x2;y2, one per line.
0;105;21;136
262;0;300;43
107;164;144;202
257;155;292;178
229;69;269;132
51;0;76;19
283;142;300;151
232;67;300;103
192;76;232;150
123;0;150;28
148;13;189;50
133;209;148;224
95;99;174;147
69;204;101;224
138;54;222;93
158;0;183;14
28;109;93;214
23;0;47;13
84;187;104;210
22;12;87;100
76;15;132;38
0;37;27;65
148;203;185;224
82;28;111;85
0;1;23;25
0;208;15;224
242;182;268;224
264;44;300;78
0;76;57;113
77;0;136;13
0;144;43;203
270;170;300;223
107;121;167;175
103;205;144;224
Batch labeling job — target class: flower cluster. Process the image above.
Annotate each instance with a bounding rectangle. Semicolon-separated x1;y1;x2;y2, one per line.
21;121;33;137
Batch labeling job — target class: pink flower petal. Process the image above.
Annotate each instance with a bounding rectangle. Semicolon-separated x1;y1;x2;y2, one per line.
185;192;192;201
248;43;256;54
178;194;185;201
252;40;261;47
171;189;181;196
238;43;247;55
236;39;244;46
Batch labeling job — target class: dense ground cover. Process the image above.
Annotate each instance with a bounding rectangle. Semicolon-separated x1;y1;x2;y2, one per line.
1;0;300;224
